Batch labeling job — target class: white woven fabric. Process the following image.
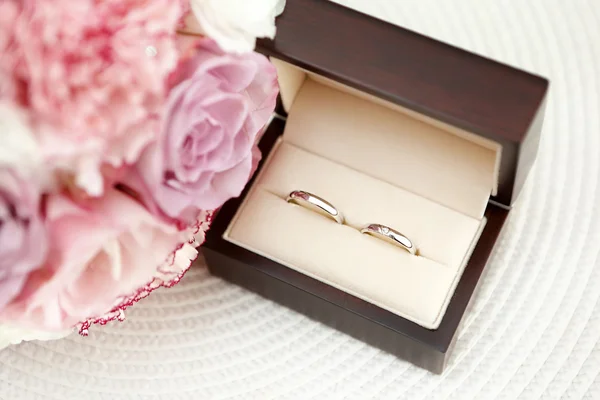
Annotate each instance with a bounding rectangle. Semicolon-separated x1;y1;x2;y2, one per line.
1;0;600;398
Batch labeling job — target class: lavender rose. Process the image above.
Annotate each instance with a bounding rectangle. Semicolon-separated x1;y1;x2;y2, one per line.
128;38;278;223
0;169;47;310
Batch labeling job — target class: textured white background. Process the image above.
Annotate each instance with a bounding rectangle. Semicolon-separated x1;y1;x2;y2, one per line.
2;0;600;398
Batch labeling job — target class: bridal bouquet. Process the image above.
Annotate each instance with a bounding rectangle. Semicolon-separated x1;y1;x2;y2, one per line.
0;0;283;346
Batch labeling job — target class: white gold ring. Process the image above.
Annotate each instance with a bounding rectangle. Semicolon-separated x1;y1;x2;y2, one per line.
361;223;417;255
286;190;344;224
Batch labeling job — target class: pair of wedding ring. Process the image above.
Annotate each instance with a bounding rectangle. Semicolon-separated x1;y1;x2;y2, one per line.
286;190;418;255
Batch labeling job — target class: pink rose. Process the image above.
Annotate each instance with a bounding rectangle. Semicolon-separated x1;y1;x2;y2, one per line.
127;38;278;223
0;190;189;330
0;169;47;311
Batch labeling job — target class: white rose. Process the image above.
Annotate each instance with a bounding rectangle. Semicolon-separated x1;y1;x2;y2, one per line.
189;0;286;53
0;103;40;175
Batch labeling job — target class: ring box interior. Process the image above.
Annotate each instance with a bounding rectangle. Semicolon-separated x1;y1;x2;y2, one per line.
200;0;549;373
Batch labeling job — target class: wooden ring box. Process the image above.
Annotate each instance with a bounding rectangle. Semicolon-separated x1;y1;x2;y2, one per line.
202;0;549;373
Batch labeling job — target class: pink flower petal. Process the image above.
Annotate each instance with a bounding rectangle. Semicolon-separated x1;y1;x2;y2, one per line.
131;38;278;223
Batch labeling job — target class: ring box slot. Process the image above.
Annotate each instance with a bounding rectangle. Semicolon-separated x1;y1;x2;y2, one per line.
223;67;491;329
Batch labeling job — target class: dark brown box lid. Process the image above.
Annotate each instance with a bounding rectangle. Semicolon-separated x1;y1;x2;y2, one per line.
257;0;549;207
